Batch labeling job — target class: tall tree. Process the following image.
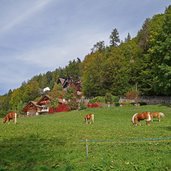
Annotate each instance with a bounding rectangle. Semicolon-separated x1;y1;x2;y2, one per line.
101;47;130;95
91;41;105;53
137;18;150;52
9;88;23;111
148;6;171;95
82;51;106;97
109;28;120;47
65;58;81;81
124;33;131;42
136;13;165;95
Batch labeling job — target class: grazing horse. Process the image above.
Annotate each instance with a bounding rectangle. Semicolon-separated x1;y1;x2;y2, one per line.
150;112;165;122
84;114;94;124
131;112;151;126
3;112;17;124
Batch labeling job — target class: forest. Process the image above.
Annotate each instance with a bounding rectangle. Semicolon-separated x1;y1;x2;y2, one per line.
0;6;171;116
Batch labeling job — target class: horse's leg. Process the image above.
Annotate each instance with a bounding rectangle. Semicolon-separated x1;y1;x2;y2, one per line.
14;113;17;124
151;116;153;122
91;114;94;124
135;119;139;126
146;121;150;126
146;113;151;126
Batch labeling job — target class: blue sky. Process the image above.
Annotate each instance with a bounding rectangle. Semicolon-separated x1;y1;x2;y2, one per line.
0;0;170;95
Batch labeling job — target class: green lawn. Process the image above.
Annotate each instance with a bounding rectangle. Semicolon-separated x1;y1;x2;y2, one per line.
0;105;171;171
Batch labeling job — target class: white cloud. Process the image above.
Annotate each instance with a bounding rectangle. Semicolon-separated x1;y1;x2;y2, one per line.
0;0;54;34
15;28;109;68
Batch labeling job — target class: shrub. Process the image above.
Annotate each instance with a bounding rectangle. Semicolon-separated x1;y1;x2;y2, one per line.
112;96;119;103
78;102;87;110
67;99;78;110
125;89;139;100
139;102;147;106
105;93;113;104
115;102;120;106
87;102;101;108
89;96;105;103
56;104;70;112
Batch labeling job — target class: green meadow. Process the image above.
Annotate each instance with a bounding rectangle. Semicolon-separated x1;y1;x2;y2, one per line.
0;105;171;171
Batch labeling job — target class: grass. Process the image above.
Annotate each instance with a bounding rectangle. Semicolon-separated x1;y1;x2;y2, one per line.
0;105;171;171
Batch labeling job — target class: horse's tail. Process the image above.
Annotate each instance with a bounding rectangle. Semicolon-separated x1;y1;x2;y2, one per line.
159;112;165;117
131;113;138;124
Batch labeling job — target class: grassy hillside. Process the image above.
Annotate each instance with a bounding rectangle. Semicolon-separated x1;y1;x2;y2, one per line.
0;105;171;171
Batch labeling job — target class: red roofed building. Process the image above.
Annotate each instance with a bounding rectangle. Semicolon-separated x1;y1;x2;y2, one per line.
23;95;51;116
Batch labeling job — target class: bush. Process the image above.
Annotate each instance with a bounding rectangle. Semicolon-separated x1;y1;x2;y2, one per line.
115;102;120;106
105;93;113;104
139;102;147;106
89;96;105;103
67;99;78;110
112;96;119;103
78;102;87;110
56;104;70;112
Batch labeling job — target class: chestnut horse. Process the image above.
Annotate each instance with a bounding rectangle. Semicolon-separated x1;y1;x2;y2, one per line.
150;112;165;122
84;114;94;124
3;112;17;124
131;112;151;126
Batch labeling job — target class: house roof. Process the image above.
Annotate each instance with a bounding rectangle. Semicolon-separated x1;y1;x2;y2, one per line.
37;95;51;105
22;101;38;112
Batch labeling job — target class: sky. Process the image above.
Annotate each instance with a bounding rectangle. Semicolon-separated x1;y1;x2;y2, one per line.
0;0;170;95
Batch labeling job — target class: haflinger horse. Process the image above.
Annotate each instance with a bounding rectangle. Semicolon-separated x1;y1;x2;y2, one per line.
84;113;94;124
150;112;165;122
3;112;17;124
131;112;151;126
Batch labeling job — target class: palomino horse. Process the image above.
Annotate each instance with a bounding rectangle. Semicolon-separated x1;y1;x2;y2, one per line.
131;112;151;126
3;112;17;124
84;114;94;124
150;112;165;122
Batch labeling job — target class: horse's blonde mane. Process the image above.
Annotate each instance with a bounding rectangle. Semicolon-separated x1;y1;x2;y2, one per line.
146;112;151;121
132;113;138;123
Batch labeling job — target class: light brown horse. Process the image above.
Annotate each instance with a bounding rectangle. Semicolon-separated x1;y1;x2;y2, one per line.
84;114;94;124
3;112;17;124
150;112;165;122
131;112;151;126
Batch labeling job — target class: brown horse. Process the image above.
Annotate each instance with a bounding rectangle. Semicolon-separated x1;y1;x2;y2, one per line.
131;112;151;126
150;112;165;122
3;112;17;124
84;114;94;124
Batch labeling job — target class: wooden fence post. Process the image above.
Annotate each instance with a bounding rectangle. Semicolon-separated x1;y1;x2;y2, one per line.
86;139;89;159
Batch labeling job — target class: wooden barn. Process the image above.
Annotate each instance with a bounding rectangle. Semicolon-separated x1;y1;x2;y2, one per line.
23;95;51;116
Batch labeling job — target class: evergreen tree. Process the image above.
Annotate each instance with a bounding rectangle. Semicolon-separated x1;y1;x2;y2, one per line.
124;33;131;42
109;28;120;46
91;41;105;53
